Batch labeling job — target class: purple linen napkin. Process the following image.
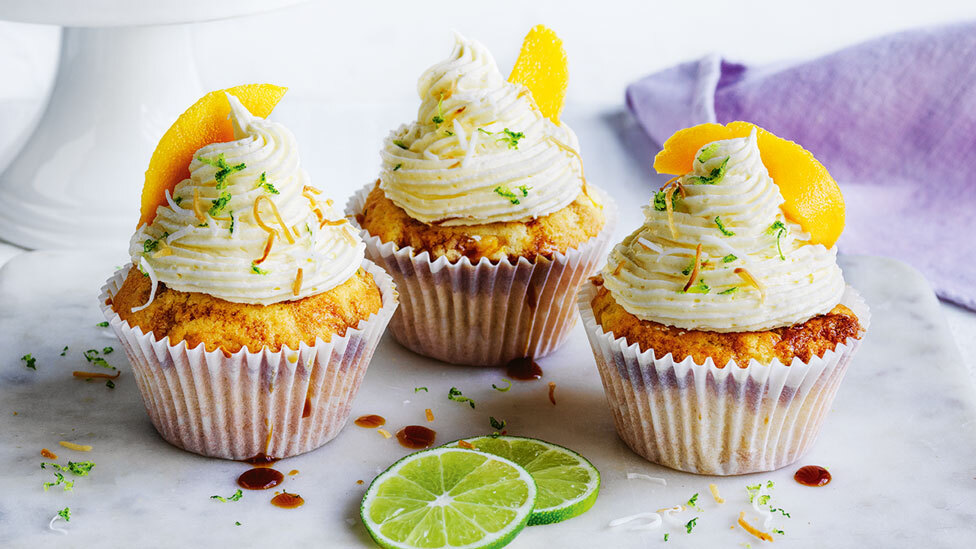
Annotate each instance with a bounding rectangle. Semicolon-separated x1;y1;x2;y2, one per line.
626;22;976;310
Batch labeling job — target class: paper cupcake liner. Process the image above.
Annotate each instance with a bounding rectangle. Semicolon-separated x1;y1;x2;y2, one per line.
346;184;616;366
98;260;398;460
578;281;870;475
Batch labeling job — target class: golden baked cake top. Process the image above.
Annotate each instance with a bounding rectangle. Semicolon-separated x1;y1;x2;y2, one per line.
602;124;848;333
130;87;365;309
377;28;586;227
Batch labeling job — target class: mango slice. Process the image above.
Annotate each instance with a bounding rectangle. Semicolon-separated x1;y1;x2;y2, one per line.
508;25;568;124
138;84;288;227
653;121;845;248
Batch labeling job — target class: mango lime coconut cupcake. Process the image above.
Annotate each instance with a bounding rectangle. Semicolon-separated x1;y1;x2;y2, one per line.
348;27;615;366
579;122;869;475
99;85;397;460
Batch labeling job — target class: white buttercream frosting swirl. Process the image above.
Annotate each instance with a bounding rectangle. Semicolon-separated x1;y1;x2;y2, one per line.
602;129;845;332
129;94;365;305
378;32;583;226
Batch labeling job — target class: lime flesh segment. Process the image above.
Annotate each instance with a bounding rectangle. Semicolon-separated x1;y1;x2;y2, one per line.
361;447;537;549
454;436;600;526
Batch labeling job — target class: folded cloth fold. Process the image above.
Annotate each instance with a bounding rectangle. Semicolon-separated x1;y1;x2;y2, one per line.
626;22;976;310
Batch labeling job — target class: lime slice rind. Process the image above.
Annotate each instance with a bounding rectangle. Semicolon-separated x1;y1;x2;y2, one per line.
361;447;537;549
442;436;601;526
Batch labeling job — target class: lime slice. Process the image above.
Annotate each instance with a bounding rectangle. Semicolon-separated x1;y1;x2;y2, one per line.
449;436;600;526
361;447;537;549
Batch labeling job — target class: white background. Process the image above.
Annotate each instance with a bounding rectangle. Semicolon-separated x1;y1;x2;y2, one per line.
0;0;974;371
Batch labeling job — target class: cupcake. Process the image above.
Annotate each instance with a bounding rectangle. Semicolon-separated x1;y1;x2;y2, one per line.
99;85;397;460
579;122;868;475
347;27;615;366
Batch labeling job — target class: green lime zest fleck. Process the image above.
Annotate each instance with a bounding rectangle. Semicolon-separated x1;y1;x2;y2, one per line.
102;347;113;354
683;279;710;294
719;286;739;295
492;378;512;392
688;156;729;185
96;321;109;328
770;507;791;518
197;153;245;190
173;196;183;205
697;143;720;163
767;220;788;260
489;416;506;430
392;163;402;171
498;128;524;149
250;262;270;275
143;238;158;254
664;533;669;541
685;517;699;533
83;349;115;370
208;191;232;217
228;211;235;234
432;95;445;125
211;489;244;503
414;386;428;393
722;253;737;263
653;189;680;211
714;216;735;236
447;386;475;409
60;346;68;356
43;461;95;477
105;380;115;389
494;186;521;205
686;492;702;511
235;521;241;526
773;528;785;535
21;354;36;370
392;139;408;150
57;507;71;522
257;172;279;194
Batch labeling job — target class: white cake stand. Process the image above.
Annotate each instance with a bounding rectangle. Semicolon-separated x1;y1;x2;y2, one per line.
0;0;306;250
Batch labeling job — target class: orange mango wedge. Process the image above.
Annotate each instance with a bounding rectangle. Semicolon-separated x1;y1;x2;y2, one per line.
653;121;845;248
508;25;568;124
138;84;288;227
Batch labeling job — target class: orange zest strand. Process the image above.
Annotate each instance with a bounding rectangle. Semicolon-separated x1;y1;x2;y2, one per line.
734;267;767;302
377;429;392;439
292;268;303;296
738;512;774;542
73;371;120;380
255;233;275;265
58;441;93;452
548;381;557;405
683;243;703;292
40;448;58;459
192;188;206;223
709;483;725;504
425;408;434;422
664;185;678;239
320;218;347;227
660;175;681;191
302;186;326;226
457;440;474;450
254;195;295;244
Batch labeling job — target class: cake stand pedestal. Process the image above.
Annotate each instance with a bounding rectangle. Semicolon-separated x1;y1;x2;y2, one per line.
0;1;305;250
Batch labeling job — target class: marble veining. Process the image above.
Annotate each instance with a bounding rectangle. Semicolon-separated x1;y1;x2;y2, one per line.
0;250;974;547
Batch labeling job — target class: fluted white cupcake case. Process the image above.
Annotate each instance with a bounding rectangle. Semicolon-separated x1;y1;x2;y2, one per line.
347;183;616;366
578;281;869;475
98;260;398;461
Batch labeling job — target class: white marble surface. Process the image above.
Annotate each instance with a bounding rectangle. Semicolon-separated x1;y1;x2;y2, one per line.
1;250;975;548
